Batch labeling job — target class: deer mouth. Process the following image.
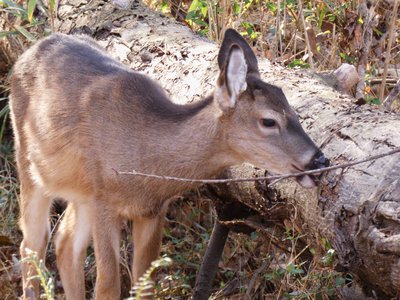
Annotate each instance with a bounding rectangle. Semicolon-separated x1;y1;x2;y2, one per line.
296;174;318;188
296;151;329;188
291;164;320;188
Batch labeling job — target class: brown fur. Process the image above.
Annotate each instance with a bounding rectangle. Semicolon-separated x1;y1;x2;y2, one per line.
10;30;321;299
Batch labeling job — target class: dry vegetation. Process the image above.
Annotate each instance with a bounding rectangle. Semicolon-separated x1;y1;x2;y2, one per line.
0;0;399;299
148;0;400;105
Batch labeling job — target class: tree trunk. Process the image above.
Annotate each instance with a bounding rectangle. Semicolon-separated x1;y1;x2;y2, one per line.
51;0;400;297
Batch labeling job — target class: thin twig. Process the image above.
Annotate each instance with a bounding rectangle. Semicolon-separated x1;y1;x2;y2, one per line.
298;0;314;70
356;1;374;101
114;147;400;184
276;0;282;61
370;78;398;84
220;219;290;253
244;260;270;300
383;78;400;110
379;0;399;101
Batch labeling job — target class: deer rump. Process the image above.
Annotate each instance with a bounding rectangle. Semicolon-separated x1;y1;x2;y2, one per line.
10;29;328;299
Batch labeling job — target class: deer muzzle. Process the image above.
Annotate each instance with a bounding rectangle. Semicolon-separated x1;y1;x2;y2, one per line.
296;151;330;188
311;151;330;170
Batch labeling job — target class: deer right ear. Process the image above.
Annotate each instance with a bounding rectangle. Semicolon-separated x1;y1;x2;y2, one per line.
215;45;247;112
218;29;259;76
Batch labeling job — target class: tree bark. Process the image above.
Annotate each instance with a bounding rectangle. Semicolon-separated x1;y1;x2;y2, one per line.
48;0;400;298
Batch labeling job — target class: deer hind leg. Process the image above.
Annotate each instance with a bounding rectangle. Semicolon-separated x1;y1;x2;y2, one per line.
92;202;121;300
132;213;165;285
19;181;52;300
54;202;92;300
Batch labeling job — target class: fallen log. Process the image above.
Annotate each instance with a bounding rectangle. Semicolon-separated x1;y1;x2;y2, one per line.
47;0;400;298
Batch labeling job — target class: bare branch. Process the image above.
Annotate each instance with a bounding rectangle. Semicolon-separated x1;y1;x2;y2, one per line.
220;219;291;253
244;260;270;300
379;0;399;101
356;1;375;102
114;147;400;184
383;78;400;110
298;0;314;70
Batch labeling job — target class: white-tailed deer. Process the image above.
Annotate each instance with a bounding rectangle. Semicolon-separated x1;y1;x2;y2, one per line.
10;29;329;299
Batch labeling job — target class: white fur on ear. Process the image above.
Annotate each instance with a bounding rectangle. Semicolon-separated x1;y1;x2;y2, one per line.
226;47;247;107
215;45;248;112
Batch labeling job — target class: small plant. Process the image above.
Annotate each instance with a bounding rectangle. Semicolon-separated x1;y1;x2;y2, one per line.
321;248;335;266
0;96;9;145
1;0;42;41
128;256;172;300
241;21;260;40
288;59;310;69
186;0;208;27
22;248;55;300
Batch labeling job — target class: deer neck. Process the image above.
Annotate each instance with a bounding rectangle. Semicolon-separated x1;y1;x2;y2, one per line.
141;98;239;180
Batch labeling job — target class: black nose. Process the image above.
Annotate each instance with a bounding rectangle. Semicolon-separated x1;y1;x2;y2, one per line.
312;151;330;169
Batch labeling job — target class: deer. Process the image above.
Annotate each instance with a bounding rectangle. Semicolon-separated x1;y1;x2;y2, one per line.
9;28;329;299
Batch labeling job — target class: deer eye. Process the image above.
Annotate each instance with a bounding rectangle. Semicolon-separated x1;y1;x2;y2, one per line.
261;118;276;127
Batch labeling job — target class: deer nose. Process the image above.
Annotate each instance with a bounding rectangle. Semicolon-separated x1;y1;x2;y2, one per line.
311;151;330;169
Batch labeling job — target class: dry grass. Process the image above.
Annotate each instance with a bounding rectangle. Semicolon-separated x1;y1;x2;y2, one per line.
0;144;20;300
149;0;400;105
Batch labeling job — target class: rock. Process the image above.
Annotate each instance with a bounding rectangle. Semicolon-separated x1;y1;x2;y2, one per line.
333;63;359;93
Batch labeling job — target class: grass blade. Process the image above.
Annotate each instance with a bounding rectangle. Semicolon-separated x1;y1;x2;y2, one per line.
14;25;36;42
27;0;36;22
0;105;9;144
1;0;19;8
0;30;18;38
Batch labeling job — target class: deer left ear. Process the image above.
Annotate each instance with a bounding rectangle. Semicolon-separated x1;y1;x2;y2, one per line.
215;45;247;111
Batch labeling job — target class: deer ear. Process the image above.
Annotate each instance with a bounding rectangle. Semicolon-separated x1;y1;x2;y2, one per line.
215;45;247;111
218;28;259;76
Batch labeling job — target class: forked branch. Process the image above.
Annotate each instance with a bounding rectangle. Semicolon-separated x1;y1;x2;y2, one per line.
115;148;400;185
